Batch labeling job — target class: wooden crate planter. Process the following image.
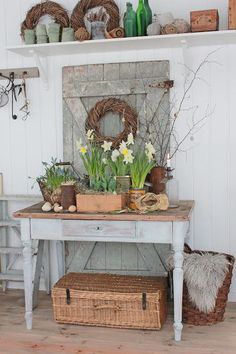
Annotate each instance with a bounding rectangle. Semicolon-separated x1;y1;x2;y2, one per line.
76;193;126;213
52;273;167;330
229;0;236;29
190;9;219;32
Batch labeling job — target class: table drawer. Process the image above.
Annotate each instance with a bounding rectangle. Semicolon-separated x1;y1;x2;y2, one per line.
63;220;136;238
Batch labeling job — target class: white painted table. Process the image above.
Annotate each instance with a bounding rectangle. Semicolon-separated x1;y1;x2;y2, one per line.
13;200;194;341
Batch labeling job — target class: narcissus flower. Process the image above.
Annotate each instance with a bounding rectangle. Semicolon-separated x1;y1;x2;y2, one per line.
145;142;156;156
79;146;88;155
127;132;134;146
102;141;112;152
86;129;94;141
123;151;134;164
76;139;82;150
111;149;120;162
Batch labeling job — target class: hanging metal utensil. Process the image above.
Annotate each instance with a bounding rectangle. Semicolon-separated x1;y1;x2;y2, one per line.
0;85;9;108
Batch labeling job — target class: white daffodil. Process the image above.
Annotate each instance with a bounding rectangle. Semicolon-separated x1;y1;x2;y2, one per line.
146;151;154;163
102;158;107;164
111;149;120;162
127;132;134;146
102;141;112;152
76;138;82;150
86;129;94;141
145;142;156;156
119;140;127;153
123;151;134;164
79;146;88;155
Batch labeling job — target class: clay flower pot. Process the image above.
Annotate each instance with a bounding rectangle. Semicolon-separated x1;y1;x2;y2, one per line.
150;166;166;194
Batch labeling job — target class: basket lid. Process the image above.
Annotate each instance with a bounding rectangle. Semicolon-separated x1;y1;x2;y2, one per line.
53;273;167;293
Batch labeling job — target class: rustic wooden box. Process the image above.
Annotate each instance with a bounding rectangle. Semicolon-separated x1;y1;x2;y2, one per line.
76;193;126;213
52;273;167;330
190;9;219;32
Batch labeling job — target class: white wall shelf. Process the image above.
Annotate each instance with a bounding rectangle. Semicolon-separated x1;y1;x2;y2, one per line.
7;30;236;58
6;30;236;87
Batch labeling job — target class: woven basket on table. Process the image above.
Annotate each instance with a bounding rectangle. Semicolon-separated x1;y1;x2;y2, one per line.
183;244;235;325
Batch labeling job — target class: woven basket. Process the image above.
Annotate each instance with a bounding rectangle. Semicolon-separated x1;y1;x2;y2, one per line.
183;244;235;325
52;273;167;330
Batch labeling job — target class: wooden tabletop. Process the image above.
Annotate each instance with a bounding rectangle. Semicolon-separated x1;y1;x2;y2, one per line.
13;200;194;222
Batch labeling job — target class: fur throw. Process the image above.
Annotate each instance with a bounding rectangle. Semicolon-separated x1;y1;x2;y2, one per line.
169;252;230;313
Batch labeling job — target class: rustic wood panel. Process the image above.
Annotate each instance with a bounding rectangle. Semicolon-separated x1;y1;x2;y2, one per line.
62;61;171;276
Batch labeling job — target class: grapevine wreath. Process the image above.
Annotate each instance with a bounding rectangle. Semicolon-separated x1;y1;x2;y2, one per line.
70;0;122;41
86;98;138;148
21;1;70;39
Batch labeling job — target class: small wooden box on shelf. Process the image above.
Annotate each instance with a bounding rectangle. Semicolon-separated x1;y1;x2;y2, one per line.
190;9;219;32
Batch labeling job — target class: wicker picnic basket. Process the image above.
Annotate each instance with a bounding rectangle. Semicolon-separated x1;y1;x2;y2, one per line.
183;244;235;325
52;273;167;330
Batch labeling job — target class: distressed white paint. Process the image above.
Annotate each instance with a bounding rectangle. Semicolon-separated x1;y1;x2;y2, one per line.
0;0;236;300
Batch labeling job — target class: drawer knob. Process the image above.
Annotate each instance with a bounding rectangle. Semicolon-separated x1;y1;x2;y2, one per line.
97;226;101;231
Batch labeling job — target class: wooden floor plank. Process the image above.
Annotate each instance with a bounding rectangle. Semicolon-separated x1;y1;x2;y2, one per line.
0;290;236;354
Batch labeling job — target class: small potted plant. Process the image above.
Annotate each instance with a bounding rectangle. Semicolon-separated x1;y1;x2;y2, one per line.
76;130;126;213
128;141;156;209
37;158;77;205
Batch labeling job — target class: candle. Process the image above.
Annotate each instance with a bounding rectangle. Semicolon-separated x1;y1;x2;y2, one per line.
167;154;171;168
0;173;3;195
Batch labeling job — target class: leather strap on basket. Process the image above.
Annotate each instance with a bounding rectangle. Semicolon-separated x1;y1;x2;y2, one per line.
66;288;71;305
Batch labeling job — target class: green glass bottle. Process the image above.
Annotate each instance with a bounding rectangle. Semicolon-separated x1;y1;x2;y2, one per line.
136;0;146;36
124;2;137;37
144;0;152;29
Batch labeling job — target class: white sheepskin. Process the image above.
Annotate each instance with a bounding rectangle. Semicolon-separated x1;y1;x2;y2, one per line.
183;253;229;313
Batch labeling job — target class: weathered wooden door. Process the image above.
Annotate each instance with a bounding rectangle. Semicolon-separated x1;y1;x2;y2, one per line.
63;61;170;275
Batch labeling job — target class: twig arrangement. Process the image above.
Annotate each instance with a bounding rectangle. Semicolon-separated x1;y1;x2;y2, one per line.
21;0;70;38
86;98;137;148
137;52;216;166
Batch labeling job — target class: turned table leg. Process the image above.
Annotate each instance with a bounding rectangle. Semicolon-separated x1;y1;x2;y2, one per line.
21;219;33;330
172;221;187;341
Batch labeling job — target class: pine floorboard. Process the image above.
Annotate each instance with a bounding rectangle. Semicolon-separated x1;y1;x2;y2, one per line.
0;290;236;354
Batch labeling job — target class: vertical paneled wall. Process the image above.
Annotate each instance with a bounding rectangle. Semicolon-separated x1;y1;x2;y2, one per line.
0;0;236;300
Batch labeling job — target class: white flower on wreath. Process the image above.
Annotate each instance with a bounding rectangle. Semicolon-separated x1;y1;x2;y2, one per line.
127;132;134;146
86;129;94;141
145;142;156;156
111;149;120;162
102;141;112;152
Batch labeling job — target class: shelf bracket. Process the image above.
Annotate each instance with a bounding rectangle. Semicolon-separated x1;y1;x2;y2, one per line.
29;50;48;89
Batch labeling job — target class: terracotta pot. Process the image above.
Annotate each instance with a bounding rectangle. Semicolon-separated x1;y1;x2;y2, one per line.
128;189;146;210
150;167;166;194
76;194;126;213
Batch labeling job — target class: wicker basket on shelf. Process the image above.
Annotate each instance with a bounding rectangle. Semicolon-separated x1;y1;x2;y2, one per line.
183;244;235;325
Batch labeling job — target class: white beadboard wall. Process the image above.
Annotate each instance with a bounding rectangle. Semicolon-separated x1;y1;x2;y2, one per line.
0;0;236;300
